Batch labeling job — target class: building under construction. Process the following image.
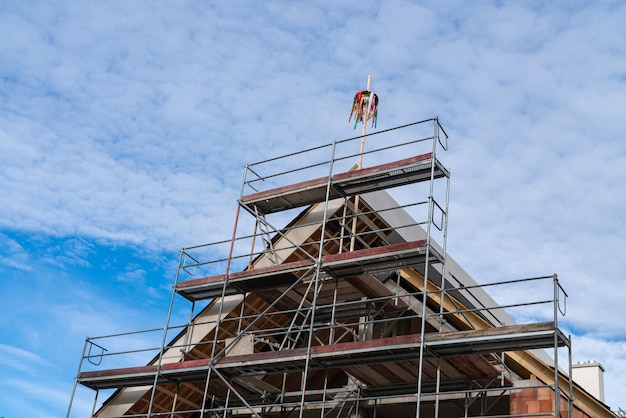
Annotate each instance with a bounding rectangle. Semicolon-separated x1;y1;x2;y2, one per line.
67;118;616;418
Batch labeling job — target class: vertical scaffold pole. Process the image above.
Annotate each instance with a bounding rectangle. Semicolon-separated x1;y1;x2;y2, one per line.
568;334;573;418
416;118;441;418
147;248;185;417
298;140;337;418
65;337;89;418
553;273;561;418
434;117;450;418
199;203;244;418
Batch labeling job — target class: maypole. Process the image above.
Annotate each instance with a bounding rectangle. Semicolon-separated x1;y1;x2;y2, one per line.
348;75;379;251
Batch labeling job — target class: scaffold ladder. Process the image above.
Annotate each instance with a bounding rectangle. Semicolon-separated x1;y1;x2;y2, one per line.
254;207;278;265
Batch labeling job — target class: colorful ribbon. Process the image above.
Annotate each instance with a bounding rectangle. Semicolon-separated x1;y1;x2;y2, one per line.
349;90;378;129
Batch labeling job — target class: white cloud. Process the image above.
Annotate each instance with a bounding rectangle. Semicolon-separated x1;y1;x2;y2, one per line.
0;232;33;271
1;0;625;413
0;343;53;374
0;377;86;418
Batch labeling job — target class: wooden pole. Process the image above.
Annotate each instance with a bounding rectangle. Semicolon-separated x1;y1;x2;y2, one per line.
357;75;371;169
350;75;372;252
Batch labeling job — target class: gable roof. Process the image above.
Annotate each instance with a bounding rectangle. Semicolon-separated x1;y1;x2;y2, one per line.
72;118;615;418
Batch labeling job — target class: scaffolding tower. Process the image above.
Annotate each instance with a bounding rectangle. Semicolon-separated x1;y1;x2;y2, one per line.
67;118;580;418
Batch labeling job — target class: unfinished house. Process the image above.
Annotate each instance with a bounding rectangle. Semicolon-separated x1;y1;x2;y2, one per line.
67;118;616;418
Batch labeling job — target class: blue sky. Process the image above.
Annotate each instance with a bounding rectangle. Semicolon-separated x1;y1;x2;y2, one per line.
1;1;625;416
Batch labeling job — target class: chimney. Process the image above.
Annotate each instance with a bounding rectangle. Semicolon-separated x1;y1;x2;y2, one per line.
572;360;605;403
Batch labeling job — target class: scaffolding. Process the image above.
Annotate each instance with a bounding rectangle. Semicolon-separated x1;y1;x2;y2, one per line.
67;118;577;418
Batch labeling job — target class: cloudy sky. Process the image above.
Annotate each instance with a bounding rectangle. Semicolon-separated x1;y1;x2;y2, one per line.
1;1;625;416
